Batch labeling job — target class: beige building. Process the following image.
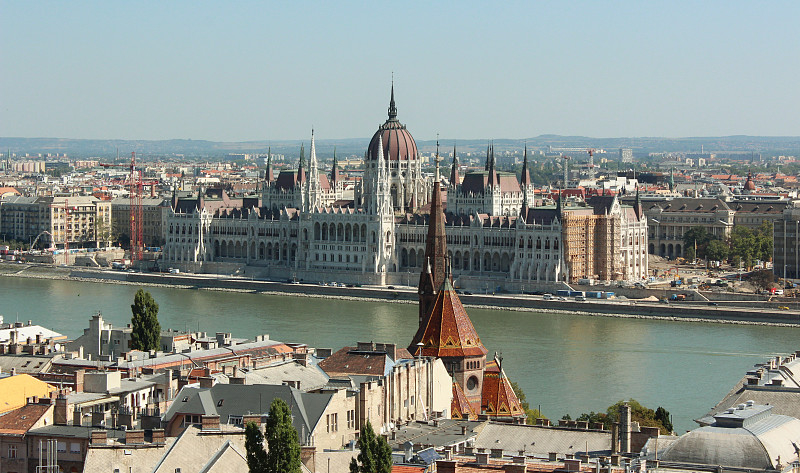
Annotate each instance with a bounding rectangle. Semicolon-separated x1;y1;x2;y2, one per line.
644;197;734;259
0;195;111;249
319;342;452;433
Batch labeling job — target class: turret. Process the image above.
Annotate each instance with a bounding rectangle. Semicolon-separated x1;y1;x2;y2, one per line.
330;146;341;185
265;146;274;182
450;144;460;188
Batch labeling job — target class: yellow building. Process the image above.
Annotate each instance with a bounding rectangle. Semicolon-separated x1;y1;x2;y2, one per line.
0;374;56;414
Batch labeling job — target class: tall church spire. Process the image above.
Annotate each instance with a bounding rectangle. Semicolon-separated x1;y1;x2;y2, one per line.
416;165;448;325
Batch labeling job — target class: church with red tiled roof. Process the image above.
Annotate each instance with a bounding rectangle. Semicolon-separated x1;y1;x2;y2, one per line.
408;158;524;422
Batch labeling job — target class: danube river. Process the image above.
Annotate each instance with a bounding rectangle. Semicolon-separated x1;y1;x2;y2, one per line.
1;276;798;433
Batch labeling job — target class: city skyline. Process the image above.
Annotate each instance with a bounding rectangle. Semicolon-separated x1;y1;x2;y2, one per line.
2;1;799;142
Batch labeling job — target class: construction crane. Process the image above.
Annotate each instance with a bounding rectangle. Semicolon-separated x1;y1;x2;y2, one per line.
587;148;596;168
561;155;571;187
100;152;143;262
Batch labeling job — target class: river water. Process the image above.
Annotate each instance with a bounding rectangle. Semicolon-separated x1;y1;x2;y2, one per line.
1;276;797;434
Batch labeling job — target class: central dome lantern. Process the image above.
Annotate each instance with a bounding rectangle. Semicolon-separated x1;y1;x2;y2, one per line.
367;84;418;162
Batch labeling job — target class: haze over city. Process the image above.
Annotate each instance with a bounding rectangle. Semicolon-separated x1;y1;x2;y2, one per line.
2;1;799;142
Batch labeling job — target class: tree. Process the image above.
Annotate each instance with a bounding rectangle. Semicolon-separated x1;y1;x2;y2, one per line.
706;239;729;262
245;421;268;473
130;289;161;351
265;398;301;473
95;218;112;248
349;421;392;473
729;226;756;269
754;221;774;262
655;407;673;434
750;269;775;291
683;227;714;259
564;399;673;434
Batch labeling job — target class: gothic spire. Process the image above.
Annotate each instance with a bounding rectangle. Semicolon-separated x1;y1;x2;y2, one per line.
520;144;531;188
450;143;460;187
265;146;274;182
330;146;341;184
487;142;498;188
388;78;398;120
435;135;441;183
297;143;305;185
485;142;491;171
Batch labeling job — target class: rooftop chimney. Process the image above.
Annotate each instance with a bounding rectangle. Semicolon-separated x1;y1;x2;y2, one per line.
201;415;220;431
90;430;107;445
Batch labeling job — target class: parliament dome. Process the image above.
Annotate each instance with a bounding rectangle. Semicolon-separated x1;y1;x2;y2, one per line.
367;85;418;162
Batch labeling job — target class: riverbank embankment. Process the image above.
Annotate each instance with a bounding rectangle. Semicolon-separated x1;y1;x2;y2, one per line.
2;262;799;327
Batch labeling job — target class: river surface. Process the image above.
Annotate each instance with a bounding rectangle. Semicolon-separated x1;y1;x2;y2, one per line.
1;276;798;434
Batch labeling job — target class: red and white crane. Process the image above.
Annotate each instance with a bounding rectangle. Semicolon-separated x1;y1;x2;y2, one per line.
100;152;143;262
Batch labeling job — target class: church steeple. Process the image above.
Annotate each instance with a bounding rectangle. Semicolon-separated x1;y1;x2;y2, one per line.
415;162;448;325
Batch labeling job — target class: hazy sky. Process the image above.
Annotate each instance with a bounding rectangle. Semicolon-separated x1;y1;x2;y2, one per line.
2;1;798;142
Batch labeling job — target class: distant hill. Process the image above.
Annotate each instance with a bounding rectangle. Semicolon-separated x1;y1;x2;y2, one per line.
1;135;799;160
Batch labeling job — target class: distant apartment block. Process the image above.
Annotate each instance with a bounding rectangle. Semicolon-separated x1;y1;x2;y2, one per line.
619;148;633;163
0;196;111;249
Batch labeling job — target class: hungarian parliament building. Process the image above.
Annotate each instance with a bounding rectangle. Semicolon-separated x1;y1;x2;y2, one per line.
161;87;649;290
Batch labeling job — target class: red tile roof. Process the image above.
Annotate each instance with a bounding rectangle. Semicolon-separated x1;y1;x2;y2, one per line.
415;280;488;359
481;360;525;419
0;403;51;435
451;382;478;421
318;347;391;377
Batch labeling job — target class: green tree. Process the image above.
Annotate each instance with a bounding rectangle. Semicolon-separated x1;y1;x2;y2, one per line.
729;226;756;269
564;399;673;434
705;239;729;262
130;289;161;351
754;221;774;262
245;421;268;473
349;421;392;473
655;407;673;434
683;227;714;259
265;398;301;473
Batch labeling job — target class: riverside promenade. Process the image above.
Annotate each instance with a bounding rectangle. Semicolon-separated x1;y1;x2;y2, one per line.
2;262;799;326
